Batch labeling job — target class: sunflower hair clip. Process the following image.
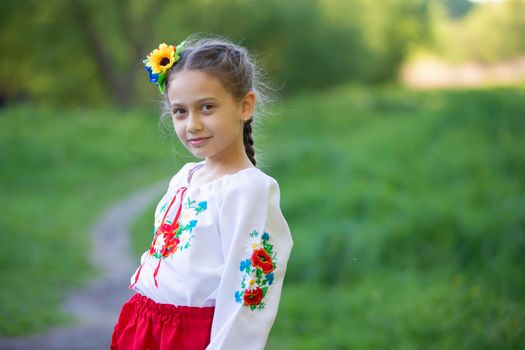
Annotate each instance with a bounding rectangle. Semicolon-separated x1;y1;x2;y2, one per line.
143;41;187;94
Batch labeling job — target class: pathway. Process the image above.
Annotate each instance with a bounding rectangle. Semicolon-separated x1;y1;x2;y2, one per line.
0;180;167;350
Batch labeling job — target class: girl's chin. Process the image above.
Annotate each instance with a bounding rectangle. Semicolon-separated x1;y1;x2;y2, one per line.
186;147;208;158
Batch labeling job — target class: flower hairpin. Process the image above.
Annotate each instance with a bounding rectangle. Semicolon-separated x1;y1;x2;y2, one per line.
143;41;187;94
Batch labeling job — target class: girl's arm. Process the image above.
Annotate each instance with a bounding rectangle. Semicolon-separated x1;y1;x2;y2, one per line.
206;176;293;350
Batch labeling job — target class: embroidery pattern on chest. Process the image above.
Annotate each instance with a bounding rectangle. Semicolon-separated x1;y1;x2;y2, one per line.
234;230;276;311
130;187;208;288
150;195;208;259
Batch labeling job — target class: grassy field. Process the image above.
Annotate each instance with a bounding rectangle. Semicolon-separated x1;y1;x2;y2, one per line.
0;105;188;335
2;85;525;348
266;86;525;349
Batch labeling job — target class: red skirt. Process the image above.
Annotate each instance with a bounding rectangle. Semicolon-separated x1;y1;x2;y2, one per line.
111;293;215;350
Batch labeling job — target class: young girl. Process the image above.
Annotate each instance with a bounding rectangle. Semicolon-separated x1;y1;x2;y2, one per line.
110;35;293;350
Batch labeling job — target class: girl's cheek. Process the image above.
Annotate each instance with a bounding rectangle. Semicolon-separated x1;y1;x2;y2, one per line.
173;125;185;141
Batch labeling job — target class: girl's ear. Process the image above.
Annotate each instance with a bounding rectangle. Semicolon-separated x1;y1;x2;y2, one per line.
241;91;256;120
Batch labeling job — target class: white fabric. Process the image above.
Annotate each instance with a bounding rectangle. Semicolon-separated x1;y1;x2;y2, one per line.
130;160;293;349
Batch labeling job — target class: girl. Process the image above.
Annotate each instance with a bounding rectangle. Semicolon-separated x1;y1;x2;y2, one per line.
110;35;293;350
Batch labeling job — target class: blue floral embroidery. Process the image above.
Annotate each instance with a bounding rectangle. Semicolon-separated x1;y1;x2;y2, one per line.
174;197;208;251
188;219;197;232
266;273;274;285
240;259;251;272
197;201;207;212
235;290;243;303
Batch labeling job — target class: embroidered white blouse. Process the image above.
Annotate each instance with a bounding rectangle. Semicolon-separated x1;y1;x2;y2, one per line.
129;160;293;349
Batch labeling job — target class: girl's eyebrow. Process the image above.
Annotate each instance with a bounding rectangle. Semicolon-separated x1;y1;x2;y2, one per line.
171;97;219;108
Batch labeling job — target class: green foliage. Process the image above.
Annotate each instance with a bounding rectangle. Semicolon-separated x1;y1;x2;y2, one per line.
355;0;432;82
268;272;524;349
262;85;525;284
264;85;525;347
426;0;525;63
157;0;431;89
0;1;109;106
0;0;431;106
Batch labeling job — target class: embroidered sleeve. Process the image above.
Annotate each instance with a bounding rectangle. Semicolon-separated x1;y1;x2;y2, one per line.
206;177;293;350
234;230;276;311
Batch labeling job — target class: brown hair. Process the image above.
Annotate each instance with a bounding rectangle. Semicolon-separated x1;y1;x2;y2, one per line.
161;34;273;166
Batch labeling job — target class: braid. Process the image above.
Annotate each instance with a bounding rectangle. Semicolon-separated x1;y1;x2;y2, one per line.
243;119;256;166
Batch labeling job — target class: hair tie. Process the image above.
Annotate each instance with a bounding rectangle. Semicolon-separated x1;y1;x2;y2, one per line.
143;41;187;94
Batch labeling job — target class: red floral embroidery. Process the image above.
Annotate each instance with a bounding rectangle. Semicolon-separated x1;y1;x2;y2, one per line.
235;230;277;311
130;187;187;289
149;223;181;258
251;248;274;274
130;185;209;290
243;287;264;306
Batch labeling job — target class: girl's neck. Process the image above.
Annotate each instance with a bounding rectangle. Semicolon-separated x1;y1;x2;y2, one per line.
189;156;253;187
202;136;254;174
202;156;254;175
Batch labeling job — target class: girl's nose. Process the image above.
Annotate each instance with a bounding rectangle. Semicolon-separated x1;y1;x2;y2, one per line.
186;112;203;132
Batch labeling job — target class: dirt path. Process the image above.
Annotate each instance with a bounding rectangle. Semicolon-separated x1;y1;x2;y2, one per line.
0;180;167;350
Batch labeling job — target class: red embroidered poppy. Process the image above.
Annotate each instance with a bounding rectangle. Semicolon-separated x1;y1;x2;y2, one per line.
243;287;263;306
251;248;274;274
149;223;180;257
161;235;180;257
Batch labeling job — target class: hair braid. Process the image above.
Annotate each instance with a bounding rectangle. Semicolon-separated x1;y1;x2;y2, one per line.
243;119;256;166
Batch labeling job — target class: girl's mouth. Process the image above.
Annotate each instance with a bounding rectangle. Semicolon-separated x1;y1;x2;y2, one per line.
188;137;211;147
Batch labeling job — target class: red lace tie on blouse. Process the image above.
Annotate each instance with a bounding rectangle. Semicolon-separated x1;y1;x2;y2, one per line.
129;186;188;289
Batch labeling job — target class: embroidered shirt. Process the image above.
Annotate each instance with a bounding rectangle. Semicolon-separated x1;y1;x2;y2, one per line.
129;160;293;350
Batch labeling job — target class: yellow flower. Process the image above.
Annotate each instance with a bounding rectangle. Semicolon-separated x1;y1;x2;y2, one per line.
145;43;178;74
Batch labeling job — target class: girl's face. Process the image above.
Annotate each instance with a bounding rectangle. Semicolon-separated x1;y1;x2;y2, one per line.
167;69;254;163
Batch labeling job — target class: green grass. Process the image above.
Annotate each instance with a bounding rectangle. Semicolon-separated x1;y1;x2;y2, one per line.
0;104;194;335
2;84;525;348
265;85;525;348
267;269;524;350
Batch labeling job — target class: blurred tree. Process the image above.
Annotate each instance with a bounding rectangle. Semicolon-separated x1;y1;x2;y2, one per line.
67;0;167;107
0;0;434;107
165;0;429;91
0;0;175;108
439;0;473;18
423;0;525;64
357;0;431;82
461;0;525;63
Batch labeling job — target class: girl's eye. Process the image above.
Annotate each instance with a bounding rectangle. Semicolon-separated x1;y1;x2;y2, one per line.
201;104;214;112
172;108;186;117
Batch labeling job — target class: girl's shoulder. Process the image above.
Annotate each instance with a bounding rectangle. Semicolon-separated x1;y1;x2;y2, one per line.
219;166;281;200
168;161;281;198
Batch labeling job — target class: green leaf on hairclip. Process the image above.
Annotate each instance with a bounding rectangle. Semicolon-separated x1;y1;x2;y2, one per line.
176;40;187;53
158;73;167;94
